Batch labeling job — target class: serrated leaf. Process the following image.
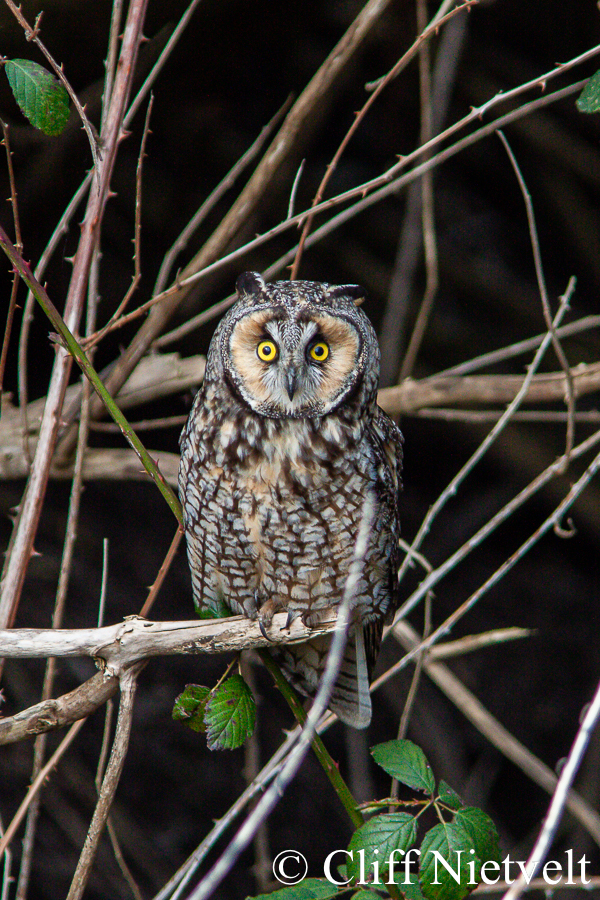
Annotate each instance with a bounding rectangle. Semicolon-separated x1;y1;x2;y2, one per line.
398;880;426;900
371;741;435;794
5;59;70;136
172;684;210;732
205;674;256;750
454;807;501;867
248;878;339;900
419;822;478;900
351;892;386;900
437;782;464;811
347;813;417;884
577;70;600;114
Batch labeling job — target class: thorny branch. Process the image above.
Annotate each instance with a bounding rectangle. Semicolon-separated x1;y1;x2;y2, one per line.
1;4;600;898
0;0;151;631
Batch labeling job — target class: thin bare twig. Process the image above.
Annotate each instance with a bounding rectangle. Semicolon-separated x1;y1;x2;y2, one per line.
95;699;145;900
84;95;155;351
66;668;140;900
382;7;467;385
101;0;125;131
185;496;375;900
289;0;476;280
502;677;600;900
0;718;87;858
387;621;600;846
397;280;574;591
390;588;432;806
138;527;184;618
0;119;22;398
499;131;576;464
397;0;439;382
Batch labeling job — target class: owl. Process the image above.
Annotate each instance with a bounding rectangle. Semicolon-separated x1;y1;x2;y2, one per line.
178;272;403;728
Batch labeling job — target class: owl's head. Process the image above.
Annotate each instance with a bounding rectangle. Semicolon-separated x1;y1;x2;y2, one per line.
209;272;380;419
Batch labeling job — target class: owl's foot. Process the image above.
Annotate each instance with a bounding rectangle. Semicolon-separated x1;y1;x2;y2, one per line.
256;595;280;642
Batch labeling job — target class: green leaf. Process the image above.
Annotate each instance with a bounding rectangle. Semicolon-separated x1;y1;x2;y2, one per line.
172;684;210;732
205;674;256;750
347;813;417;884
577;70;600;114
248;878;339;900
454;808;501;867
351;892;386;900
419;822;477;900
4;59;70;135
398;881;426;900
371;741;435;794
437;782;464;811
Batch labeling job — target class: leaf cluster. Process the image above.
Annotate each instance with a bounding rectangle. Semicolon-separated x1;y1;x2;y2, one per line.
252;740;500;900
173;674;256;751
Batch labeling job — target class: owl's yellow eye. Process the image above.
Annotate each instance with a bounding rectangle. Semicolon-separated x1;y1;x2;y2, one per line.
257;340;278;362
308;341;329;362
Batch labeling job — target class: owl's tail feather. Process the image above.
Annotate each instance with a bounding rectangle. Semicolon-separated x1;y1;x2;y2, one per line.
328;623;372;729
272;624;373;728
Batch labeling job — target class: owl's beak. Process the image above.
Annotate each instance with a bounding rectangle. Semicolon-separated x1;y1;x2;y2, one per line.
285;370;297;400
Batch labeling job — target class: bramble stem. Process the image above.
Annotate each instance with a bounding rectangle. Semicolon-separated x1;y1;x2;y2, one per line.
258;649;364;830
0;223;183;526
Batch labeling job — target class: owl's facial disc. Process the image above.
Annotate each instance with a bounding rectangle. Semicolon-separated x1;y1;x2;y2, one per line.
227;309;362;418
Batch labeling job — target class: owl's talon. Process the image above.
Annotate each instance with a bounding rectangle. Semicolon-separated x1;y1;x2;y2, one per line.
284;610;295;631
258;618;272;642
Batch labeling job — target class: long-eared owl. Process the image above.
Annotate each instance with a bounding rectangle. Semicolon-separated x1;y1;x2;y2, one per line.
178;272;403;728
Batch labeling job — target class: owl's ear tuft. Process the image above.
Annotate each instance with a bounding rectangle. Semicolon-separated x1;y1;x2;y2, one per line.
236;271;265;298
325;284;367;306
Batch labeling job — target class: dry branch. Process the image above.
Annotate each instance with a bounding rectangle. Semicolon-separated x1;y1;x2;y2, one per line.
56;0;398;455
0;611;338;672
0;353;204;480
391;620;600;847
0;671;119;746
1;354;596;485
378;362;600;416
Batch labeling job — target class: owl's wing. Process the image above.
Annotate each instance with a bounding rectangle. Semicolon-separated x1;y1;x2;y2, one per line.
368;406;403;609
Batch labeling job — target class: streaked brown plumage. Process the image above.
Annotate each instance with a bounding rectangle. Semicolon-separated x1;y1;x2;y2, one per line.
178;272;403;728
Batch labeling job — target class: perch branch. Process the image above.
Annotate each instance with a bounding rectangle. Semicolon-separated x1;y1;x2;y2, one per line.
0;611;338;673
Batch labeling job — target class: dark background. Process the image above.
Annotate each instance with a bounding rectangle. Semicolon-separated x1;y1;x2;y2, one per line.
1;1;600;898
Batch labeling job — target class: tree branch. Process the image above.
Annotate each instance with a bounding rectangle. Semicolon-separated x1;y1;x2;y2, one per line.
0;611;338;671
